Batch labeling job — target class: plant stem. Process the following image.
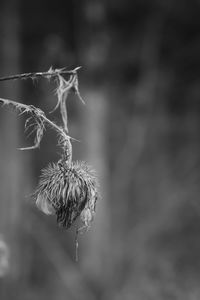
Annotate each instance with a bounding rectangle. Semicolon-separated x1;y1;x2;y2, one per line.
0;67;81;82
0;95;76;142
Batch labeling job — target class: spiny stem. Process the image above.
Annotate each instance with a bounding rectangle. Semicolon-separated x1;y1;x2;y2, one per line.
0;98;69;139
0;67;81;82
0;66;83;163
41;113;68;139
42;113;73;162
0;97;73;160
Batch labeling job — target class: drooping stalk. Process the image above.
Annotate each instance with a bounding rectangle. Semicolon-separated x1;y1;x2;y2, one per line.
0;66;81;82
0;67;99;238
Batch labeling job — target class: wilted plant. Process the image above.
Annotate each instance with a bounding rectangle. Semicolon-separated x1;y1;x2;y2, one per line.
0;67;99;235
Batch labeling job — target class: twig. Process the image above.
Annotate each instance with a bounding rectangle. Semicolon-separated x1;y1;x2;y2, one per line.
0;66;81;82
0;99;67;139
0;98;73;159
75;228;79;262
0;66;83;161
75;225;88;262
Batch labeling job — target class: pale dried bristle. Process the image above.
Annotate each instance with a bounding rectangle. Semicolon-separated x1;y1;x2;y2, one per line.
34;160;98;229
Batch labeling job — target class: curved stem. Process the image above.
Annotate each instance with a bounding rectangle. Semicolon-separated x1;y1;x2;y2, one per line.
0;97;73;161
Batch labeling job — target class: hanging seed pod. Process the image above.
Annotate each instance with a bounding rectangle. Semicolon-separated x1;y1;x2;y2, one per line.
34;160;98;229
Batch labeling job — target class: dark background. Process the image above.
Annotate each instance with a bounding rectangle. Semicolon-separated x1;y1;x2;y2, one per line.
0;0;200;299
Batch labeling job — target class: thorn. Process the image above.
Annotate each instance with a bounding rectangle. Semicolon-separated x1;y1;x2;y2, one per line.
74;66;82;72
18;145;39;150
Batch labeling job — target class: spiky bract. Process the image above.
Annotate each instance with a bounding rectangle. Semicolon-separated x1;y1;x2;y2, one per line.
34;160;98;229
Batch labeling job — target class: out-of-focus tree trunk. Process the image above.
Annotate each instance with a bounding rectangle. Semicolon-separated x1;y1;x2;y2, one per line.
0;1;27;298
74;0;111;287
81;89;111;282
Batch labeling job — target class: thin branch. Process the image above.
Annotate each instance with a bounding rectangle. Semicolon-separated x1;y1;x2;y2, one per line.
0;97;73;160
0;66;84;162
0;66;81;82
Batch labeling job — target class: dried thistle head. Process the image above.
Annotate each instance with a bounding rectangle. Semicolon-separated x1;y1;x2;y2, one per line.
34;159;98;229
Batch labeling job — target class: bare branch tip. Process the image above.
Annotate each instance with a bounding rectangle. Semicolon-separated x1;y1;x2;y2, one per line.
74;66;82;72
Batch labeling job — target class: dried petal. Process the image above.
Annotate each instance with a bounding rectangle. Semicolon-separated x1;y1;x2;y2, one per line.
36;194;55;215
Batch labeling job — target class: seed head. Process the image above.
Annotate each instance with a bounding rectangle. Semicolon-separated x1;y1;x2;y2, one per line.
34;160;98;229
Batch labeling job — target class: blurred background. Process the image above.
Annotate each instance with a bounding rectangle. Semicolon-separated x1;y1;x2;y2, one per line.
0;0;200;299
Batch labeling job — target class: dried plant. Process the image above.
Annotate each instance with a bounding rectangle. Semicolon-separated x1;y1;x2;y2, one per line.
0;67;99;235
35;161;98;229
